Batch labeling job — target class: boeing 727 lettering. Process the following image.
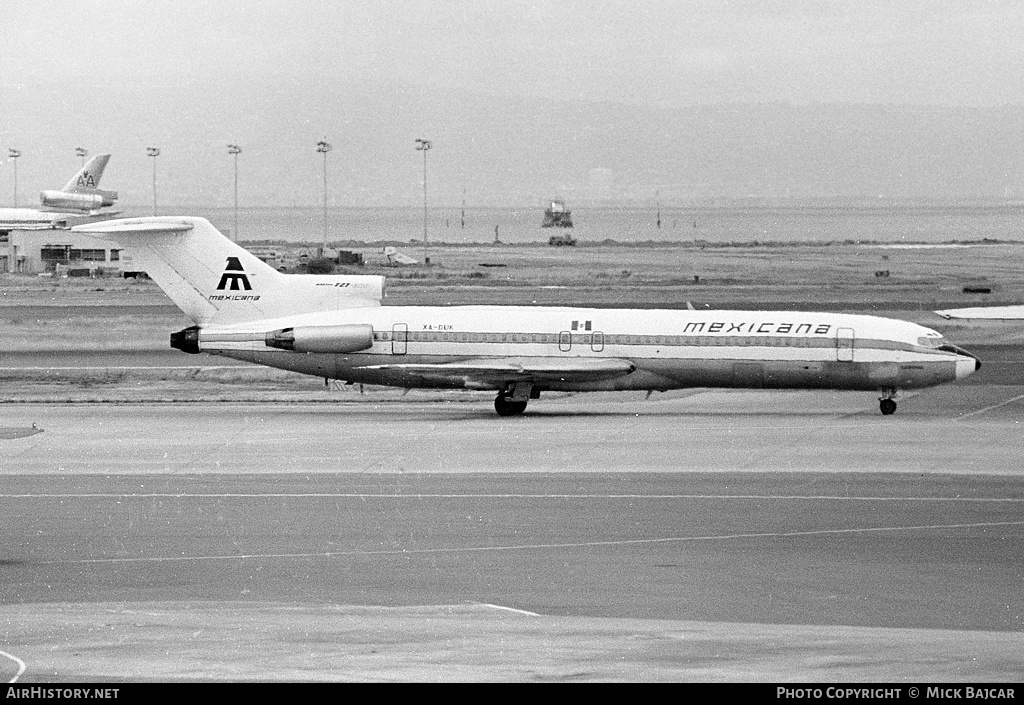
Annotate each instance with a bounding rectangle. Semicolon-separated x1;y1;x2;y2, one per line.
73;217;980;416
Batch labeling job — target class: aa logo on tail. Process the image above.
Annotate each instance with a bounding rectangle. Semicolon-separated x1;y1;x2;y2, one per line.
76;172;97;189
217;257;252;291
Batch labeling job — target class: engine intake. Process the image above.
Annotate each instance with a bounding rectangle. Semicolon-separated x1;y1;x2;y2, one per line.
265;324;374;353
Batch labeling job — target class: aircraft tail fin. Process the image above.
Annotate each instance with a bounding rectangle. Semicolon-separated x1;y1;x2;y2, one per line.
73;217;384;326
63;154;110;192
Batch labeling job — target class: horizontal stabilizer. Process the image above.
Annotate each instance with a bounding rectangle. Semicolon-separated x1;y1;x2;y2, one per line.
935;305;1024;320
73;219;194;237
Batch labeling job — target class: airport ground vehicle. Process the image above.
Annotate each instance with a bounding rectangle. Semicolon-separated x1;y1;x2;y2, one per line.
547;233;576;246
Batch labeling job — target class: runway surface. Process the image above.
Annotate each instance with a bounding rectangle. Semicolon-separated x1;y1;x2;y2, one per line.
0;378;1022;681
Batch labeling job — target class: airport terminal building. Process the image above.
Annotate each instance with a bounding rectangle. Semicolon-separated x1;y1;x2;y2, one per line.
0;227;123;275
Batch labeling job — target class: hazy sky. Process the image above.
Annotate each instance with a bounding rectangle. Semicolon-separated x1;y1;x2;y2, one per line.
6;0;1022;106
2;1;1023;206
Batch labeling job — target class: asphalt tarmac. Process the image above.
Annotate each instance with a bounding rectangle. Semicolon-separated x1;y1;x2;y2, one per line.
0;374;1022;681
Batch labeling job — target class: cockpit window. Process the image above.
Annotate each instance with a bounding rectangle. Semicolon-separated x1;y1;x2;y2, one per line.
917;336;945;348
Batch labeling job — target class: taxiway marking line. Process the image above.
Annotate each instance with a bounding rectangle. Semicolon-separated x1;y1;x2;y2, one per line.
956;393;1024;420
472;603;541;617
0;366;241;371
34;520;1024;565
1;493;1022;502
0;649;26;684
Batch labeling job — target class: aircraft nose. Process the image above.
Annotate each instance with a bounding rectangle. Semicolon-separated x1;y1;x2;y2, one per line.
956;356;981;380
941;344;981;379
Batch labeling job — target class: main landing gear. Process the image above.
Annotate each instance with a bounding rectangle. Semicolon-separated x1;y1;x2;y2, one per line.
494;395;528;416
879;388;899;415
494;382;535;416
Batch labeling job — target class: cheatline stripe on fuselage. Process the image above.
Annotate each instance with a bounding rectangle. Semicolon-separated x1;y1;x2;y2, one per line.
367;330;930;353
200;333;956;360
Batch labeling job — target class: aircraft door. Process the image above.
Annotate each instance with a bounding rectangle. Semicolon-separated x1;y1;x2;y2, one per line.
559;331;572;352
392;323;408;355
591;331;605;352
836;327;854;362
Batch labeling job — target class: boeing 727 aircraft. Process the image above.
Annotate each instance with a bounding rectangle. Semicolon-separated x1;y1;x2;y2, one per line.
74;217;980;416
0;154;119;230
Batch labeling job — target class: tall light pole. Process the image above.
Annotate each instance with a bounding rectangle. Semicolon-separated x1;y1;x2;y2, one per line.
227;144;241;241
75;147;87;167
146;147;160;216
414;138;432;264
8;149;20;207
316;138;332;256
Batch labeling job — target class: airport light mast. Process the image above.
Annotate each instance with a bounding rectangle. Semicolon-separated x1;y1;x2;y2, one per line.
8;149;20;207
415;138;431;264
316;138;332;257
147;147;161;216
75;147;87;167
227;144;242;241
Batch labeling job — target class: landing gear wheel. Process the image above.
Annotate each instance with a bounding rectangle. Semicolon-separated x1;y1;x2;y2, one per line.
494;396;528;416
879;398;897;415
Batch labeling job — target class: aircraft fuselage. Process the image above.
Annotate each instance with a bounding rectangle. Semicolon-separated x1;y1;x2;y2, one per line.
186;305;977;395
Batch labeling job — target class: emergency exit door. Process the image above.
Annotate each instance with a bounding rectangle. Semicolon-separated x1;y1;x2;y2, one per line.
836;327;854;362
392;323;408;355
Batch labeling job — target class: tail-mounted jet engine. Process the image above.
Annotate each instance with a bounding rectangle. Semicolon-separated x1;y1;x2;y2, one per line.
265;324;374;353
171;326;201;354
40;189;119;211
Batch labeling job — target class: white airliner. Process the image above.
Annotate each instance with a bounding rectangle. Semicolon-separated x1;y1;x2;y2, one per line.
74;217;980;416
935;305;1024;320
0;154;119;230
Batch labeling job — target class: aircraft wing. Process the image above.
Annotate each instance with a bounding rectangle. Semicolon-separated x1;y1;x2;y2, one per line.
935;305;1024;320
357;356;636;385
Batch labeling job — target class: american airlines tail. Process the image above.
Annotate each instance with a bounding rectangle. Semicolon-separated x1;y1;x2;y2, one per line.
63;154;110;192
40;154;119;212
72;217;384;326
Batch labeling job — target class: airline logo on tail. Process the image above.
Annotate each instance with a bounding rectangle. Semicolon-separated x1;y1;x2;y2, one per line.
76;172;98;189
211;257;260;301
217;257;252;291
